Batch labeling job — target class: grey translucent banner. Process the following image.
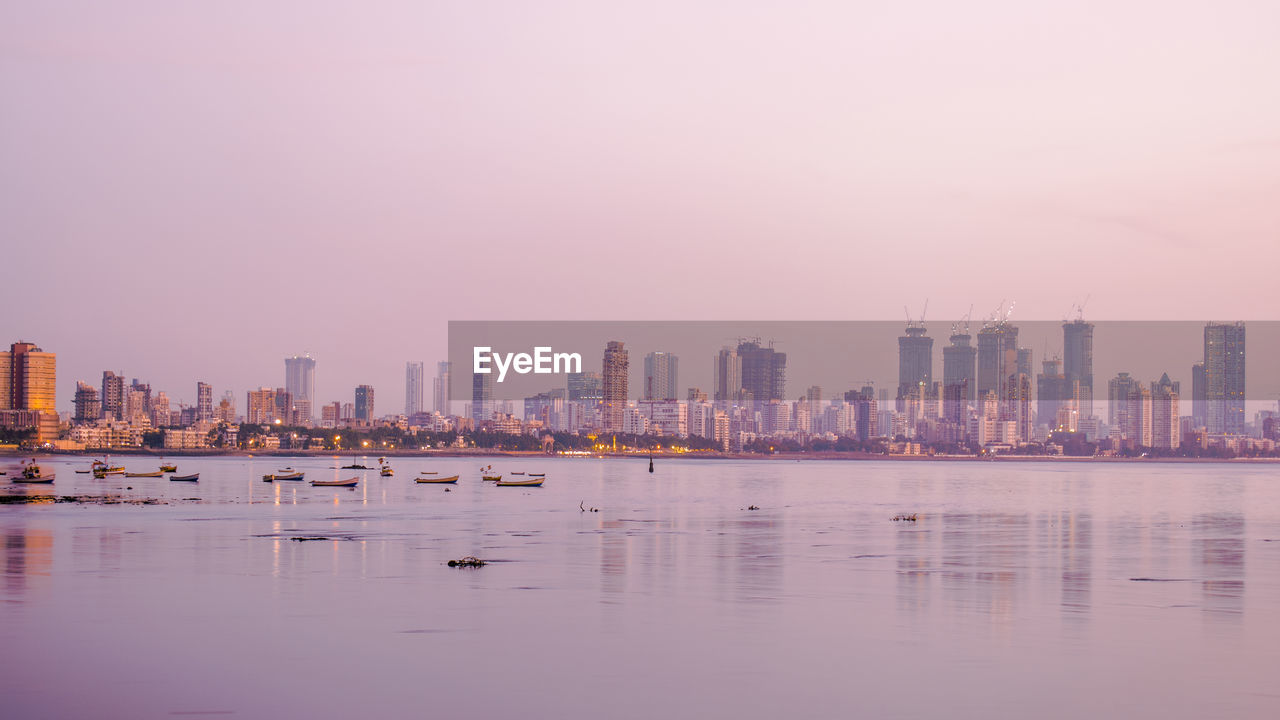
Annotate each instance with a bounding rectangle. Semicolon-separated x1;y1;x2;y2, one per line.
447;320;1275;409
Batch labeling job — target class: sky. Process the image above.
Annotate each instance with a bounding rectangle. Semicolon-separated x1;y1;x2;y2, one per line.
2;1;1279;412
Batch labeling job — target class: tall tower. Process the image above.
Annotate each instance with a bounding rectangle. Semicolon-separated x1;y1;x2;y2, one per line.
196;381;213;422
101;371;125;420
1;342;57;442
284;355;316;421
712;346;741;403
471;371;493;424
1062;319;1095;419
977;321;1018;419
354;384;375;424
737;340;786;405
1204;322;1245;434
897;323;933;399
405;361;425;416
433;361;452;415
601;341;629;432
1190;361;1207;429
942;330;977;413
643;351;678;401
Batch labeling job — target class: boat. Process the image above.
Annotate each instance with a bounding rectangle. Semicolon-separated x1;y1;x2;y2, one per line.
340;456;370;470
92;460;125;474
419;471;437;475
277;467;296;472
481;475;502;482
14;463;53;483
380;467;394;477
262;471;305;482
312;477;358;487
510;471;526;475
415;474;459;484
74;469;90;474
169;473;200;482
125;471;164;478
495;478;543;487
159;464;178;473
527;473;545;477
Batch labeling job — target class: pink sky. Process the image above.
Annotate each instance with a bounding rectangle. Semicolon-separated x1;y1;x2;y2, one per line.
3;1;1278;410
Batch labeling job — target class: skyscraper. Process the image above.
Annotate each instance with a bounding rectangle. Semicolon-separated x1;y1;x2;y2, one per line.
712;346;741;403
977;321;1018;419
1062;319;1094;419
1203;322;1245;435
471;371;493;424
602;341;629;432
942;330;977;415
0;341;58;442
355;384;375;424
737;340;786;404
284;355;316;421
433;361;452;415
1151;373;1181;449
897;323;933;399
405;361;425;416
643;351;678;401
1190;361;1206;429
1036;358;1072;431
101;370;125;420
196;381;213;422
1107;372;1140;429
74;381;101;422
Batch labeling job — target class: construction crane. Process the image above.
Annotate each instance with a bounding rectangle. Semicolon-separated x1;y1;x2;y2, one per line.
951;305;973;336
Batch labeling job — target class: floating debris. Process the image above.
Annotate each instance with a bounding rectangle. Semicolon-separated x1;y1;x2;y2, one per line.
579;501;599;513
892;514;918;522
448;556;486;568
747;505;760;511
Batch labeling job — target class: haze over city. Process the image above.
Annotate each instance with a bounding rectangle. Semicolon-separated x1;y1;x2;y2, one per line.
5;1;1279;406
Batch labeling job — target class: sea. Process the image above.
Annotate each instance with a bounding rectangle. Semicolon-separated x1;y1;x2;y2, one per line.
2;455;1278;719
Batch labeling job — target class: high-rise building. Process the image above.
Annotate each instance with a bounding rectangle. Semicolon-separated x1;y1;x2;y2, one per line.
196;382;213;422
1125;384;1153;447
712;347;741;403
1107;372;1140;430
101;371;125;420
1062;319;1094;419
433;361;452;415
354;385;375;424
284;355;316;421
897;324;933;399
471;371;493;424
1151;373;1181;449
1190;361;1207;429
942;330;977;417
643;351;678;401
601;341;629;432
405;361;425;416
245;388;277;425
567;371;602;405
738;340;785;404
74;381;101;422
977;321;1018;419
1016;348;1034;378
1204;322;1245;435
0;342;58;442
1036;358;1074;431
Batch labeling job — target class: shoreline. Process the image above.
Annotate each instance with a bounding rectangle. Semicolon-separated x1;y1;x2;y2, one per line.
4;447;1277;464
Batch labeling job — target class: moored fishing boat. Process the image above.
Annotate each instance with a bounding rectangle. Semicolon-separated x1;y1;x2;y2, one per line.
415;474;459;484
262;471;305;482
14;463;53;483
481;475;502;481
159;464;177;473
312;477;358;487
125;470;164;478
169;473;199;482
495;477;543;487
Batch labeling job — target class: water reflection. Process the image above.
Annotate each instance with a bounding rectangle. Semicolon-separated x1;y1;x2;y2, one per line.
4;526;52;602
1194;513;1245;618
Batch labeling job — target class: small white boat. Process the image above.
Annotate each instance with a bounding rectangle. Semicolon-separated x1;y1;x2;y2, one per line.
496;477;543;487
263;471;305;482
169;473;200;482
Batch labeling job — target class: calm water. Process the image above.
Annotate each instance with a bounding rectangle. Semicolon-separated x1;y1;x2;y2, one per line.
2;456;1279;719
